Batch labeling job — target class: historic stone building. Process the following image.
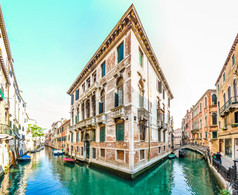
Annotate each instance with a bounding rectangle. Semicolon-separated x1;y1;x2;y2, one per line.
67;4;173;178
182;90;218;152
215;33;238;159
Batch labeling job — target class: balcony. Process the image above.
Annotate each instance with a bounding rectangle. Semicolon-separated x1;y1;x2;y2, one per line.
111;105;125;119
0;124;14;139
191;129;199;134
138;108;150;121
79;82;98;101
96;113;106;124
86;117;96;127
219;96;238;117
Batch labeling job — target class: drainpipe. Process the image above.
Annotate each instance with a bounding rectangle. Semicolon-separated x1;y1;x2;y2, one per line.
147;58;150;161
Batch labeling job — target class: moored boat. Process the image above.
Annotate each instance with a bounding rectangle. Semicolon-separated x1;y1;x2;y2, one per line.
31;150;36;153
168;154;176;159
63;158;76;164
53;150;63;156
18;154;31;162
179;149;185;158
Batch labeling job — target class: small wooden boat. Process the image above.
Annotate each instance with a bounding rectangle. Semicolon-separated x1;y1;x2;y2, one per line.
63;158;76;164
18;154;31;162
53;150;63;156
168;154;176;159
30;150;36;153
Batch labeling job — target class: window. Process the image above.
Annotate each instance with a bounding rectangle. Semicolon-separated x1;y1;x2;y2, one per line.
75;89;79;100
218;101;220;114
200;133;202;139
76;132;79;142
86;99;90;118
115;78;123;107
223;73;226;82
158;129;161;142
92;95;96;116
81;102;85;120
71;133;73;142
164;146;166;151
116;122;124;141
234;79;237;101
140;150;145;160
228;86;231;105
168;98;170;107
212;94;217;105
87;77;91;88
205;115;207;127
158;147;161;153
81;131;84;141
68;135;70;141
93;71;97;83
212;113;217;125
205;132;207;139
100;126;105;142
71;95;74;105
99;90;105;114
232;54;235;66
158;81;162;93
101;62;106;78
117;42;124;63
139;48;143;67
235;112;238;123
163;89;165;99
200;102;202;112
100;149;105;158
92;148;96;159
212;131;217;139
77;146;79;152
139;120;146;141
117;150;124;161
224;117;228;128
82;83;85;92
81;147;84;156
205;97;207;107
139;80;144;108
223;93;226;105
219;121;221;129
200;118;202;129
217;84;219;92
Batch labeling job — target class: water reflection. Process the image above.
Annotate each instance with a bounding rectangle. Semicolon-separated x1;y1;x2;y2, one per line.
0;148;220;195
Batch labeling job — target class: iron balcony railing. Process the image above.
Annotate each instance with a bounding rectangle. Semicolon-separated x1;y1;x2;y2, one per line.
0;124;14;136
219;96;238;115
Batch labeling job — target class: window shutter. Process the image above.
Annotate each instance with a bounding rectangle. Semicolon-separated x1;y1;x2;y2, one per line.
118;43;124;63
115;93;118;107
71;95;74;105
159;82;162;93
156;79;159;91
116;123;124;141
100;127;105;142
99;102;102;114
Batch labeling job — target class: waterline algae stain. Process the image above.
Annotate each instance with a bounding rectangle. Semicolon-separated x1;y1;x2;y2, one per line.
0;148;220;195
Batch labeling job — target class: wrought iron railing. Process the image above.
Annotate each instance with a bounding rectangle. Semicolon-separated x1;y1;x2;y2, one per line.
219;96;238;115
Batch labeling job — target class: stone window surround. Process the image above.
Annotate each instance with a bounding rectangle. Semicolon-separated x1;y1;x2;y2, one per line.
116;150;125;162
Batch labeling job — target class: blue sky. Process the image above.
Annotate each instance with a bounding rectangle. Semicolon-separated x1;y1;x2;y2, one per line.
1;0;238;129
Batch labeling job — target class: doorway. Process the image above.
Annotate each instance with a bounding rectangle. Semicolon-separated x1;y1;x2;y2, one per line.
86;141;90;159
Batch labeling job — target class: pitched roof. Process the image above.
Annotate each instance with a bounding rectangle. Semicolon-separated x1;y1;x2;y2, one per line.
67;4;173;99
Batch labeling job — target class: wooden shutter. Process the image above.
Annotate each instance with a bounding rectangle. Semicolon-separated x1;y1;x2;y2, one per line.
100;127;105;142
115;93;118;107
159;82;162;93
116;123;124;141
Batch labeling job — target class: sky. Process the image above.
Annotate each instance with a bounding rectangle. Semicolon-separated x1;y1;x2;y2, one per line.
1;0;238;129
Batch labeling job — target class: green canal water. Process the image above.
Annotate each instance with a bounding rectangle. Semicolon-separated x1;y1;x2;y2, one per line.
0;148;220;195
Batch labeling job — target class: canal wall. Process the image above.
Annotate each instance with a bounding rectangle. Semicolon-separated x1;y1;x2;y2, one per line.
182;147;229;191
90;152;170;180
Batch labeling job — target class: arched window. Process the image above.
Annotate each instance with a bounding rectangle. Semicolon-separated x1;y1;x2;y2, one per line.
212;94;217;105
92;95;96;116
86;99;90;118
139;80;144;108
228;86;231;105
233;79;237;102
115;78;123;107
212;113;217;125
99;90;105;114
81;102;85;120
223;93;226;105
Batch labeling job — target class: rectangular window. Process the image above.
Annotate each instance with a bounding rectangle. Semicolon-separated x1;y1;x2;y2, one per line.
93;71;97;83
68;135;70;141
224;117;228;128
116;122;124;141
87;77;91;88
232;54;235;66
140;150;145;160
117;42;124;63
139;48;143;67
117;150;124;161
200;133;202;139
223;73;226;82
158;82;162;93
82;83;85;92
71;95;74;105
101;62;106;78
212;131;217;139
168;98;170;107
76;132;79;142
92;148;96;159
100;149;105;158
71;133;73;142
163;89;165;99
235;112;238;123
164;146;166;151
115;93;119;107
100;126;105;142
81;131;84;141
158;147;161;153
205;132;207;139
75;89;79;100
81;147;84;156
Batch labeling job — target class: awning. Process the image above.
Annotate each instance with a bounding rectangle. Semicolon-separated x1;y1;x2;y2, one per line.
0;89;5;100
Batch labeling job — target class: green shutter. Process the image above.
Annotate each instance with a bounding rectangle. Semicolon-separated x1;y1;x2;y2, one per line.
118;42;124;63
100;127;105;142
115;93;118;107
116;123;124;141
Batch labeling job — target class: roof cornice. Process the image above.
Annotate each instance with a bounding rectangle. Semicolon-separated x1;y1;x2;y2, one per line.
215;33;238;85
67;4;173;99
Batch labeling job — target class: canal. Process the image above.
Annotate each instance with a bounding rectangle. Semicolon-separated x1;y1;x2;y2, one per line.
0;148;220;195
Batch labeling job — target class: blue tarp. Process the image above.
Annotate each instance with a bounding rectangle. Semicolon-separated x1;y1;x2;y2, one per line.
19;155;31;160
